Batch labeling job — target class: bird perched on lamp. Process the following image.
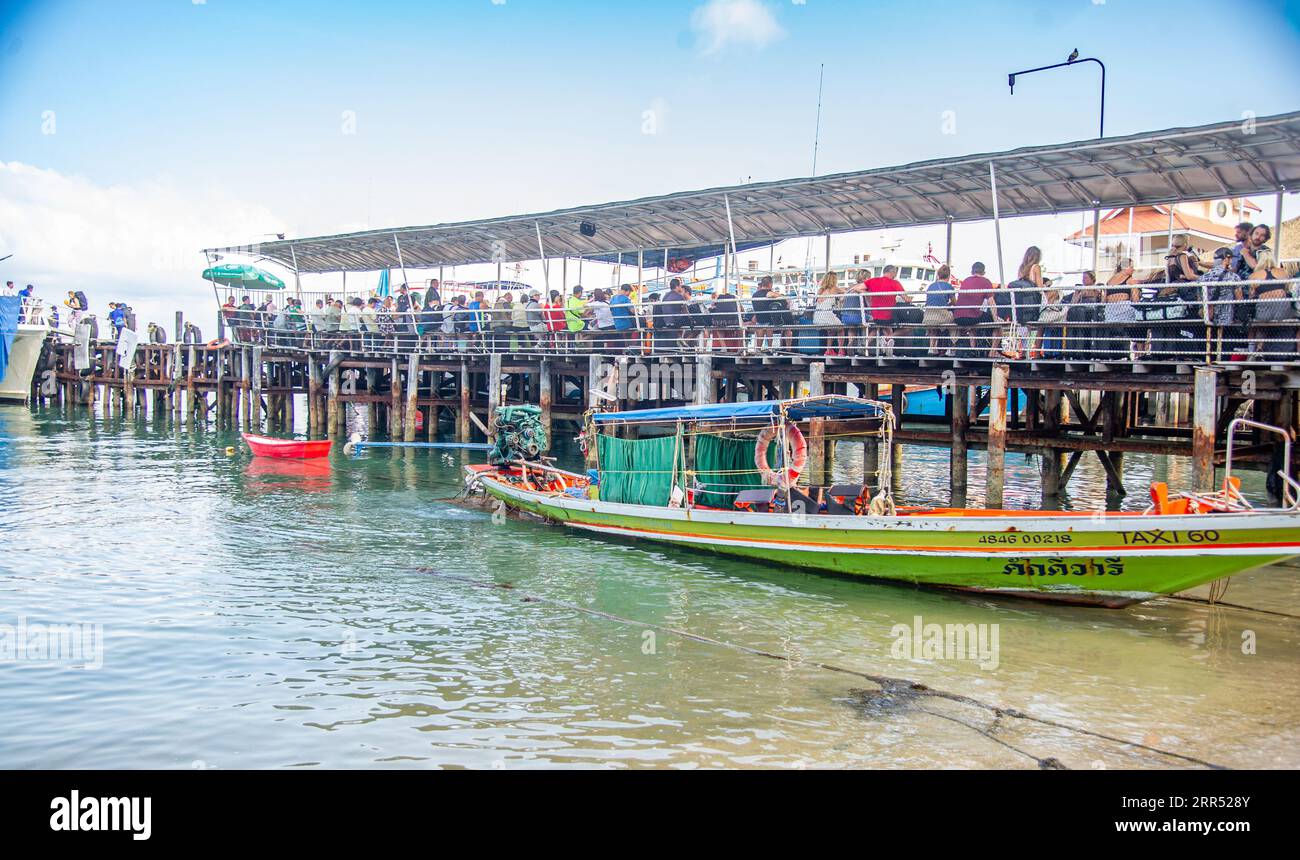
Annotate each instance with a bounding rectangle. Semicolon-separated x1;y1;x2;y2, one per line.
1067;48;1079;63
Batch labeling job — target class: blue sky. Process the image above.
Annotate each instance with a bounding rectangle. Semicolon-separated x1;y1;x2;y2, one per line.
2;0;1299;328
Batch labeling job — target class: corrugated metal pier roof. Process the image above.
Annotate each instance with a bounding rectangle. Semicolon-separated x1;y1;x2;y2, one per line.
207;111;1300;273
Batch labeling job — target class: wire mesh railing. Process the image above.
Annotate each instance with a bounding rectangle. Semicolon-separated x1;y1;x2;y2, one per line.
208;278;1300;367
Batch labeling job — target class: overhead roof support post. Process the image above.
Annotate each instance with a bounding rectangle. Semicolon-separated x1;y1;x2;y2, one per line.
535;221;550;293
203;249;224;339
945;217;953;268
824;233;832;273
724;193;739;288
392;234;410;291
1127;206;1135;269
562;257;568;294
989;162;1009;319
637;250;643;292
1091;203;1101;278
289;244;302;299
1275;189;1285;259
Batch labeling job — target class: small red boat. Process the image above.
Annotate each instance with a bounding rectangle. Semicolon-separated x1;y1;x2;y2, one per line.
242;433;333;459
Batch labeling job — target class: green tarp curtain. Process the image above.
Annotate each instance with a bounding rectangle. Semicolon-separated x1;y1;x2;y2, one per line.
597;433;682;506
694;433;774;509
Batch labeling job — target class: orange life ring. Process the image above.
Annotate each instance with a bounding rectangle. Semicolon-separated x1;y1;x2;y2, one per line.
206;338;231;349
755;424;807;489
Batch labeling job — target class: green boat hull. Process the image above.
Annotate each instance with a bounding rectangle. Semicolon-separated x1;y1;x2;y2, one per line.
473;468;1300;607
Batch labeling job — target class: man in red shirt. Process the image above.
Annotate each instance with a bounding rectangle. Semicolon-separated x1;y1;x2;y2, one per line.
865;265;905;355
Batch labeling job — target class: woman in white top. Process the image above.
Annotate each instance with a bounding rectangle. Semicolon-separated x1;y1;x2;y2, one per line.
813;271;844;355
586;289;615;349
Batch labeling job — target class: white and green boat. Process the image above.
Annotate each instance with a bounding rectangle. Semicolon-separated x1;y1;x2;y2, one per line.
466;396;1300;607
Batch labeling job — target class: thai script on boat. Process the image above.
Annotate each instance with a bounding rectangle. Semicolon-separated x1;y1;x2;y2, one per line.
890;615;999;671
1118;529;1221;546
1001;557;1124;577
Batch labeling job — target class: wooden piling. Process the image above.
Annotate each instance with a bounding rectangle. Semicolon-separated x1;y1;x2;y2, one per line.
1040;389;1063;506
986;363;1010;509
806;361;826;486
1193;367;1217;491
389;357;402;439
485;352;502;444
458;363;470;442
950;383;969;503
405;353;421;442
307;356;321;436
538;359;552;451
251;346;263;430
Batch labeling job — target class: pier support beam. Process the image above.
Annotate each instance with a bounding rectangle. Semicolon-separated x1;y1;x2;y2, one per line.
485;353;501;444
389;357;402;439
405;354;421;441
458;363;471;442
327;352;341;438
1040;389;1064;507
694;355;714;406
985;363;1010;509
307;356;321;436
539;359;553;451
1193;367;1218;492
806;361;826;486
251;346;263;430
950;382;969;505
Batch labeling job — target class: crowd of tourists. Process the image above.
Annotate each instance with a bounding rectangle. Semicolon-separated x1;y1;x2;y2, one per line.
217;226;1298;363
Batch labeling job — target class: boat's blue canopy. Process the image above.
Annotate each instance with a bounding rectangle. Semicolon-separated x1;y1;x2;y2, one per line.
591;396;886;425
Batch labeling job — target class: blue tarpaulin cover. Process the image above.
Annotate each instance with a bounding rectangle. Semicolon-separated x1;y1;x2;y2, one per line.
592;396;885;425
0;296;19;383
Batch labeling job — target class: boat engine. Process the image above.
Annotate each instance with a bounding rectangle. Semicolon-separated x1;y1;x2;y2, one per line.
488;405;548;465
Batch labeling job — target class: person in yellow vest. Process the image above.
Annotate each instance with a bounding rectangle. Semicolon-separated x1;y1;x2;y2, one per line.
565;285;588;333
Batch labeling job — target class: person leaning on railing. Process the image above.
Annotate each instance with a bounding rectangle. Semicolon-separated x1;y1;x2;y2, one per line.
1200;247;1245;361
651;280;685;352
1246;249;1297;361
1100;259;1140;362
524;290;547;349
708;283;742;353
866;265;906;356
1066;271;1102;360
922;265;955;356
543;290;566;351
1147;233;1202;360
609;284;636;352
813;271;845;356
953;262;994;358
748;276;777;352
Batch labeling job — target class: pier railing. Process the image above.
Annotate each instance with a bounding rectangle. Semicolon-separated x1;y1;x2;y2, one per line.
208;277;1300;367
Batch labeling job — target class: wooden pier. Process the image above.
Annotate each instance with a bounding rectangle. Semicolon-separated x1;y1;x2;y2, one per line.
32;336;1300;507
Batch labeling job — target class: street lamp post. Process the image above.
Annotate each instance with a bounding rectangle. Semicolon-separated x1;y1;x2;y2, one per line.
1008;51;1106;138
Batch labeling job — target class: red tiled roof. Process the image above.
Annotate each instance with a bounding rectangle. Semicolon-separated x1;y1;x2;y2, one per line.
1065;206;1240;242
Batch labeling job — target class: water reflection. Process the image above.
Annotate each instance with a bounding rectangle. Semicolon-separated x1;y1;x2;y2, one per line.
0;405;1295;769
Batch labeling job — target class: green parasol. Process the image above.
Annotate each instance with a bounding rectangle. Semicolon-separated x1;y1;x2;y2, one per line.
201;263;286;290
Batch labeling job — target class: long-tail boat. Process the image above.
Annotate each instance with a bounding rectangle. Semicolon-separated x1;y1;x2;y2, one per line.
466;396;1300;607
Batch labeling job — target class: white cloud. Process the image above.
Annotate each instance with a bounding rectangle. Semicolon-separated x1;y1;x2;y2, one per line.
0;161;285;334
691;0;784;55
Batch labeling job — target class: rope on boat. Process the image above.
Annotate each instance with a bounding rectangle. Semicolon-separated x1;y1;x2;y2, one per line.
409;565;1230;770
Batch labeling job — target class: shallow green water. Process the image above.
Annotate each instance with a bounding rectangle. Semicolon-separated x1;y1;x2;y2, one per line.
1;404;1298;769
